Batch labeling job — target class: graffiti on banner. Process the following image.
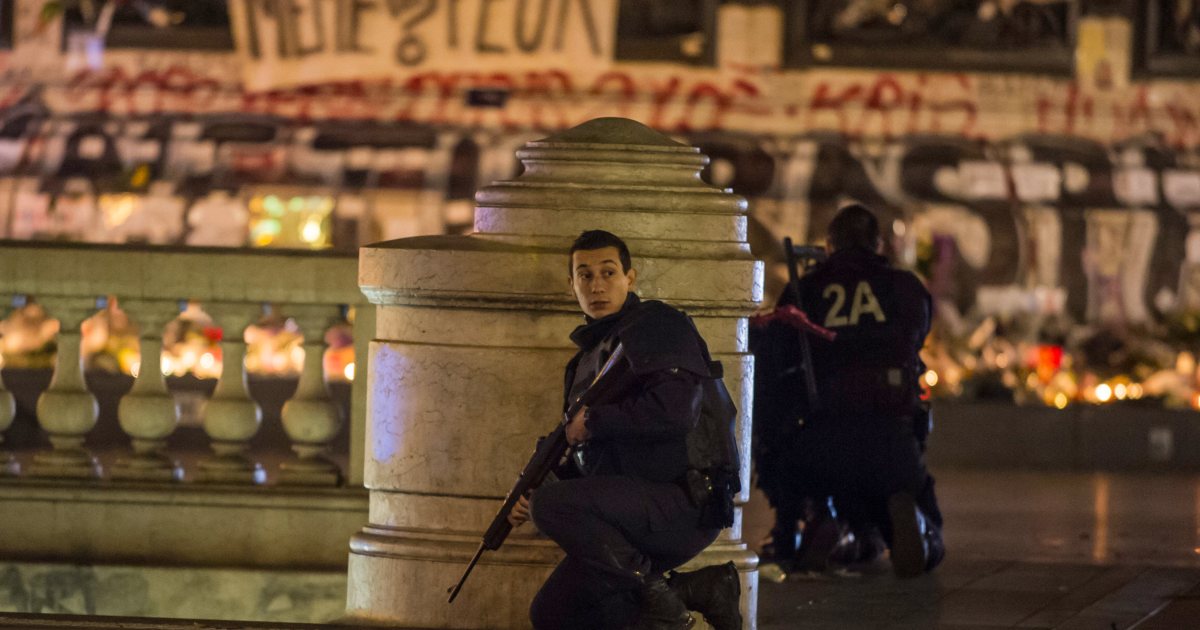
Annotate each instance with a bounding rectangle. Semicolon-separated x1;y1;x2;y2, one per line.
229;0;617;90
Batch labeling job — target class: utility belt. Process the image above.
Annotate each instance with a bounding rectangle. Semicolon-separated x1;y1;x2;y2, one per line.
805;397;932;449
816;365;921;418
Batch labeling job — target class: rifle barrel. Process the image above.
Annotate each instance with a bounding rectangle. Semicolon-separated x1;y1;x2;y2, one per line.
447;544;486;603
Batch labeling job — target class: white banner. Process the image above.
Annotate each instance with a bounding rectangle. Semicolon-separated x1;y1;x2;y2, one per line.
230;0;619;91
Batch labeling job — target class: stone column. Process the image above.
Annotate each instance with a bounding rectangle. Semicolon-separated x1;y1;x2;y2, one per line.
279;305;343;486
113;299;183;482
30;296;102;479
347;118;762;629
197;303;265;485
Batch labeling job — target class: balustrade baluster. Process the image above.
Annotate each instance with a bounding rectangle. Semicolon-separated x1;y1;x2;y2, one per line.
0;299;17;477
279;306;343;485
113;299;183;482
197;304;265;484
30;296;102;479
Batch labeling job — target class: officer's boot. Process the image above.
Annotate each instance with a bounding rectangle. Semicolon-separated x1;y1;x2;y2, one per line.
793;500;839;573
759;509;800;582
760;510;800;567
625;574;694;630
886;492;939;578
829;524;886;568
667;562;742;630
924;520;945;572
915;476;945;572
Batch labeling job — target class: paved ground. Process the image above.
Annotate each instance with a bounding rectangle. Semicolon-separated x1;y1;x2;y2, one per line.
747;469;1200;629
4;469;1200;629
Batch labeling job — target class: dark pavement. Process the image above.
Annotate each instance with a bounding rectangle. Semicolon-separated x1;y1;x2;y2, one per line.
747;469;1200;629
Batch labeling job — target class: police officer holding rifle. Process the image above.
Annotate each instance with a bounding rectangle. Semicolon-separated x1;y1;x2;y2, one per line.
452;230;742;630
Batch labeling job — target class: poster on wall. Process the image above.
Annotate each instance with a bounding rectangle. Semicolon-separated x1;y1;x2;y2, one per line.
229;0;619;90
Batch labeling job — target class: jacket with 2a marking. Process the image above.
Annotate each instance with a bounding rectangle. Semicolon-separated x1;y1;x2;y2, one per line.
788;247;930;417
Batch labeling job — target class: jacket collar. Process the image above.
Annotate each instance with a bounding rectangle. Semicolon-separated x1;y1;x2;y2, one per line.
569;293;641;350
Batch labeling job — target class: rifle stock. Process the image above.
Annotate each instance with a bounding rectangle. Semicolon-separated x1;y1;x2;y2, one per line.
448;343;632;603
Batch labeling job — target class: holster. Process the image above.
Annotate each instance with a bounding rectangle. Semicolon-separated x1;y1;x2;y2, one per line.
684;468;737;529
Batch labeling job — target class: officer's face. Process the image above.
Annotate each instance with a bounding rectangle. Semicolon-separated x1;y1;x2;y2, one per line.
570;247;637;319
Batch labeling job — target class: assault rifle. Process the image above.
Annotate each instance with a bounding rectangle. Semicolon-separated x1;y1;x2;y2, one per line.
447;343;635;603
784;238;829;410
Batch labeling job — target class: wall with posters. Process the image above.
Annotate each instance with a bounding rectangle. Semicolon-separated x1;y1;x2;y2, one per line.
0;0;1199;338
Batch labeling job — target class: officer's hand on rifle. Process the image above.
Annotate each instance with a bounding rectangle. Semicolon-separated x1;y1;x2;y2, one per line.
566;406;591;445
507;494;532;528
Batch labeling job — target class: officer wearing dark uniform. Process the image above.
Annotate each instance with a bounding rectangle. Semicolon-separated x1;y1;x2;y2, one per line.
769;204;944;577
508;230;741;630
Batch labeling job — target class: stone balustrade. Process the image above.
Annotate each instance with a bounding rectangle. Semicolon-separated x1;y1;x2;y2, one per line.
0;241;370;487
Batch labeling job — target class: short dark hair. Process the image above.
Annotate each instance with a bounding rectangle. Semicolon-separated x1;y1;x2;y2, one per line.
828;204;880;252
569;230;632;273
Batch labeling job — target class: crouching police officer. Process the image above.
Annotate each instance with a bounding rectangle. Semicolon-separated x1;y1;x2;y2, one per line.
508;230;742;630
781;204;944;578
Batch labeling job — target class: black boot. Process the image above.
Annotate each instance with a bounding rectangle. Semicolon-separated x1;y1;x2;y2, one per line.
625;574;694;630
667;562;742;630
829;526;886;568
794;506;840;573
924;521;945;572
760;509;800;569
887;492;934;578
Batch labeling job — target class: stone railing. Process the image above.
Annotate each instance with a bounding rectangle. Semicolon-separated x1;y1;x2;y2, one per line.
0;241;370;487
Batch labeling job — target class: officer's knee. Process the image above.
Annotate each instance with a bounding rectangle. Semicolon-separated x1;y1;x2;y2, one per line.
532;480;592;537
529;590;554;630
530;481;576;536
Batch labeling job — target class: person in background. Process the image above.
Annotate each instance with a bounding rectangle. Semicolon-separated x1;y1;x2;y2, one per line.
755;204;944;578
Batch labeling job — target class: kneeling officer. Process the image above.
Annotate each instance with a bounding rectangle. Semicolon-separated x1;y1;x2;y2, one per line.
508;230;742;630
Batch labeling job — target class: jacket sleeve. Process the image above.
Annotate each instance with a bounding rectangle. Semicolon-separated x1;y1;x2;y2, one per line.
582;369;702;441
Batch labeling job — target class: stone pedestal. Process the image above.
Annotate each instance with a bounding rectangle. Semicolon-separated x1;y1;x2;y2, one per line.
346;118;762;629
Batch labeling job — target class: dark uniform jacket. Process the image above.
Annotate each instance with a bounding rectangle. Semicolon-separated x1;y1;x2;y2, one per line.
563;293;709;484
790;247;931;418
